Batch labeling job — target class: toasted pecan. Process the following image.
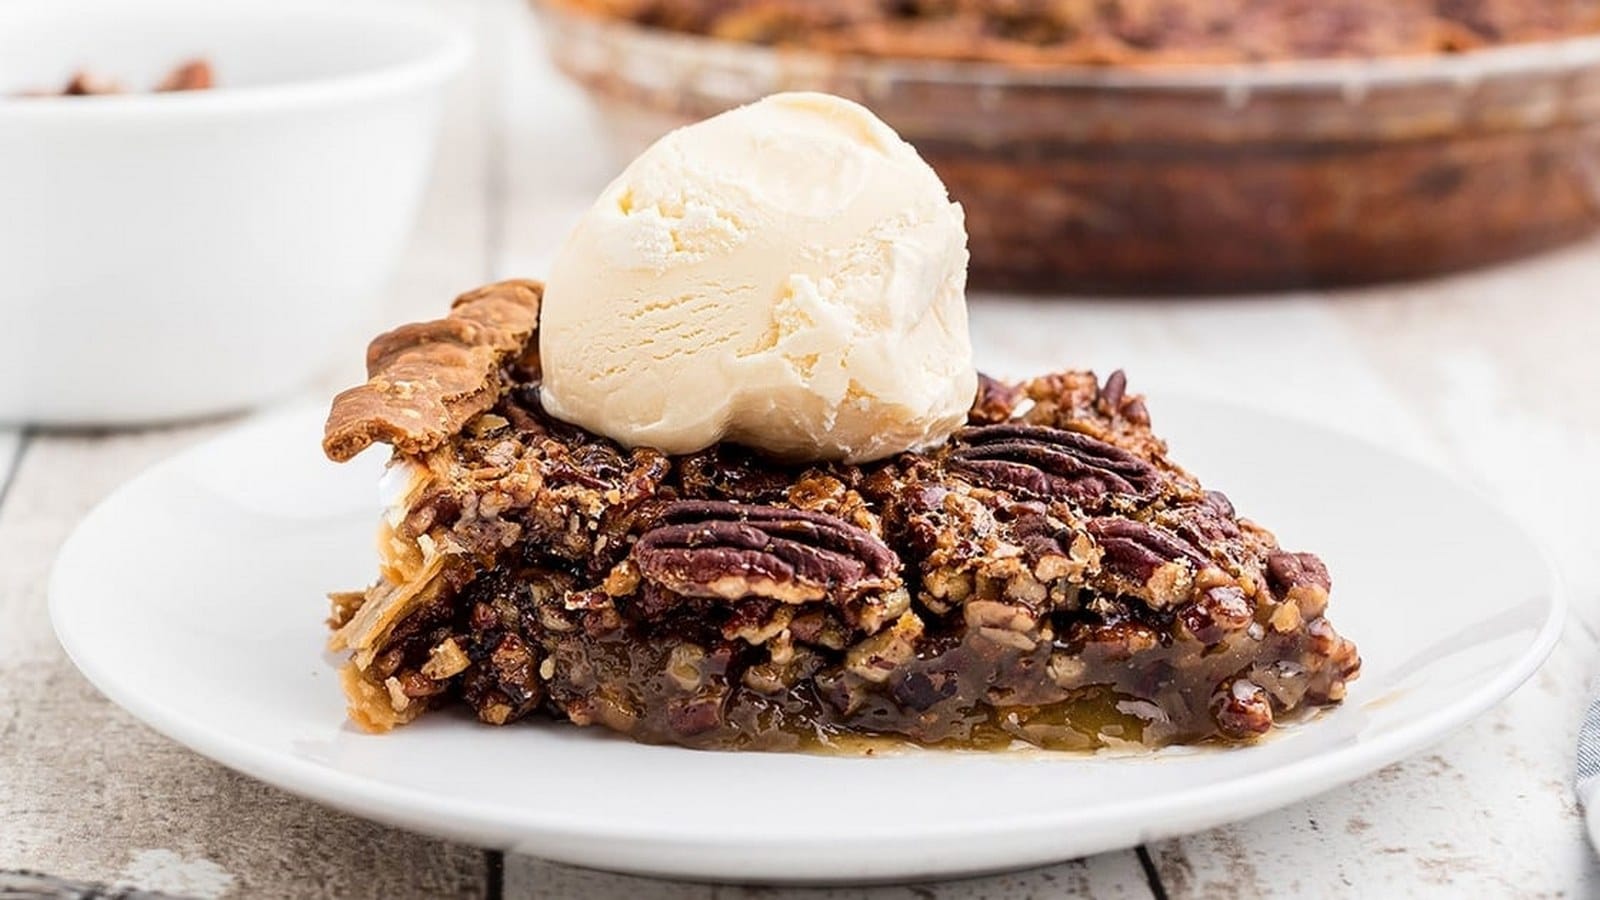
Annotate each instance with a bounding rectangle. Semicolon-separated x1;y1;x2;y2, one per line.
322;279;543;462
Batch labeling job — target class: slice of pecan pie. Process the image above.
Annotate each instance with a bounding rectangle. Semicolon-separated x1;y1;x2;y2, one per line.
322;279;1360;751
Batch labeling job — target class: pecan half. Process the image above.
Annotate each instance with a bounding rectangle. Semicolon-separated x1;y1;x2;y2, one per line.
156;59;215;92
1095;369;1150;425
1088;518;1208;579
1010;510;1096;583
633;500;899;605
63;71;125;95
1178;585;1253;644
1096;369;1128;414
1164;491;1243;550
1266;551;1333;617
1088;515;1222;605
948;424;1160;507
1212;677;1273;739
970;373;1025;424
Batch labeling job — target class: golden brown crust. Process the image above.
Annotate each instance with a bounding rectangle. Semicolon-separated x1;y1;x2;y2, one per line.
322;279;544;463
339;663;422;732
550;0;1600;65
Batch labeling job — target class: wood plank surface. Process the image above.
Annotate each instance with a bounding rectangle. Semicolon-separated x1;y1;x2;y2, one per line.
0;428;487;899
504;856;1160;900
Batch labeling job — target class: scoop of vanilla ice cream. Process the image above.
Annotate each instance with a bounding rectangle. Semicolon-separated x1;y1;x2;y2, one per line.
538;92;976;464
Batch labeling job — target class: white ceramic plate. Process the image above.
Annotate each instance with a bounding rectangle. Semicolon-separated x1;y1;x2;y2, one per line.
50;400;1563;883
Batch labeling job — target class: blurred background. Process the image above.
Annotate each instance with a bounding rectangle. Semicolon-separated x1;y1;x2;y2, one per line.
535;0;1600;294
7;0;1600;414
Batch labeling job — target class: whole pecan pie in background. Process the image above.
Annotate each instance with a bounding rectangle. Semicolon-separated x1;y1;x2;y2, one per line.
535;0;1600;293
321;279;1360;751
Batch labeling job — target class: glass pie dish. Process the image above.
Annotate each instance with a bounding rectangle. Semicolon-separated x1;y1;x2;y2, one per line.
532;0;1600;293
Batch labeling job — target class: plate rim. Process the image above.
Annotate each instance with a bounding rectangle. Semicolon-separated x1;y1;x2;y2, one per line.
47;399;1568;876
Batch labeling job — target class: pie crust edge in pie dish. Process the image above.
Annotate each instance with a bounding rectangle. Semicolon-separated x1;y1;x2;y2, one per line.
533;2;1600;293
541;0;1600;66
321;279;1361;751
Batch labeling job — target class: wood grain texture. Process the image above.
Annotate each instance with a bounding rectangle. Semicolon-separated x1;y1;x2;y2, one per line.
0;429;485;899
504;856;1158;900
1151;625;1600;899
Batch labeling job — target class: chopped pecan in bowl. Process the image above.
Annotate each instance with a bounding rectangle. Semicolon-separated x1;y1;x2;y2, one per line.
19;58;215;97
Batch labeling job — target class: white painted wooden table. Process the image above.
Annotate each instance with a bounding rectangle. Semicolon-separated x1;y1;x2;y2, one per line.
3;2;1598;896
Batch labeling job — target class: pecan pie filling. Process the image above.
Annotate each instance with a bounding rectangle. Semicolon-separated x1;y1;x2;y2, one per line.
322;280;1360;752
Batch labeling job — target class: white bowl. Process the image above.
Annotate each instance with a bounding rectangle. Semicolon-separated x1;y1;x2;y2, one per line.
0;1;469;424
